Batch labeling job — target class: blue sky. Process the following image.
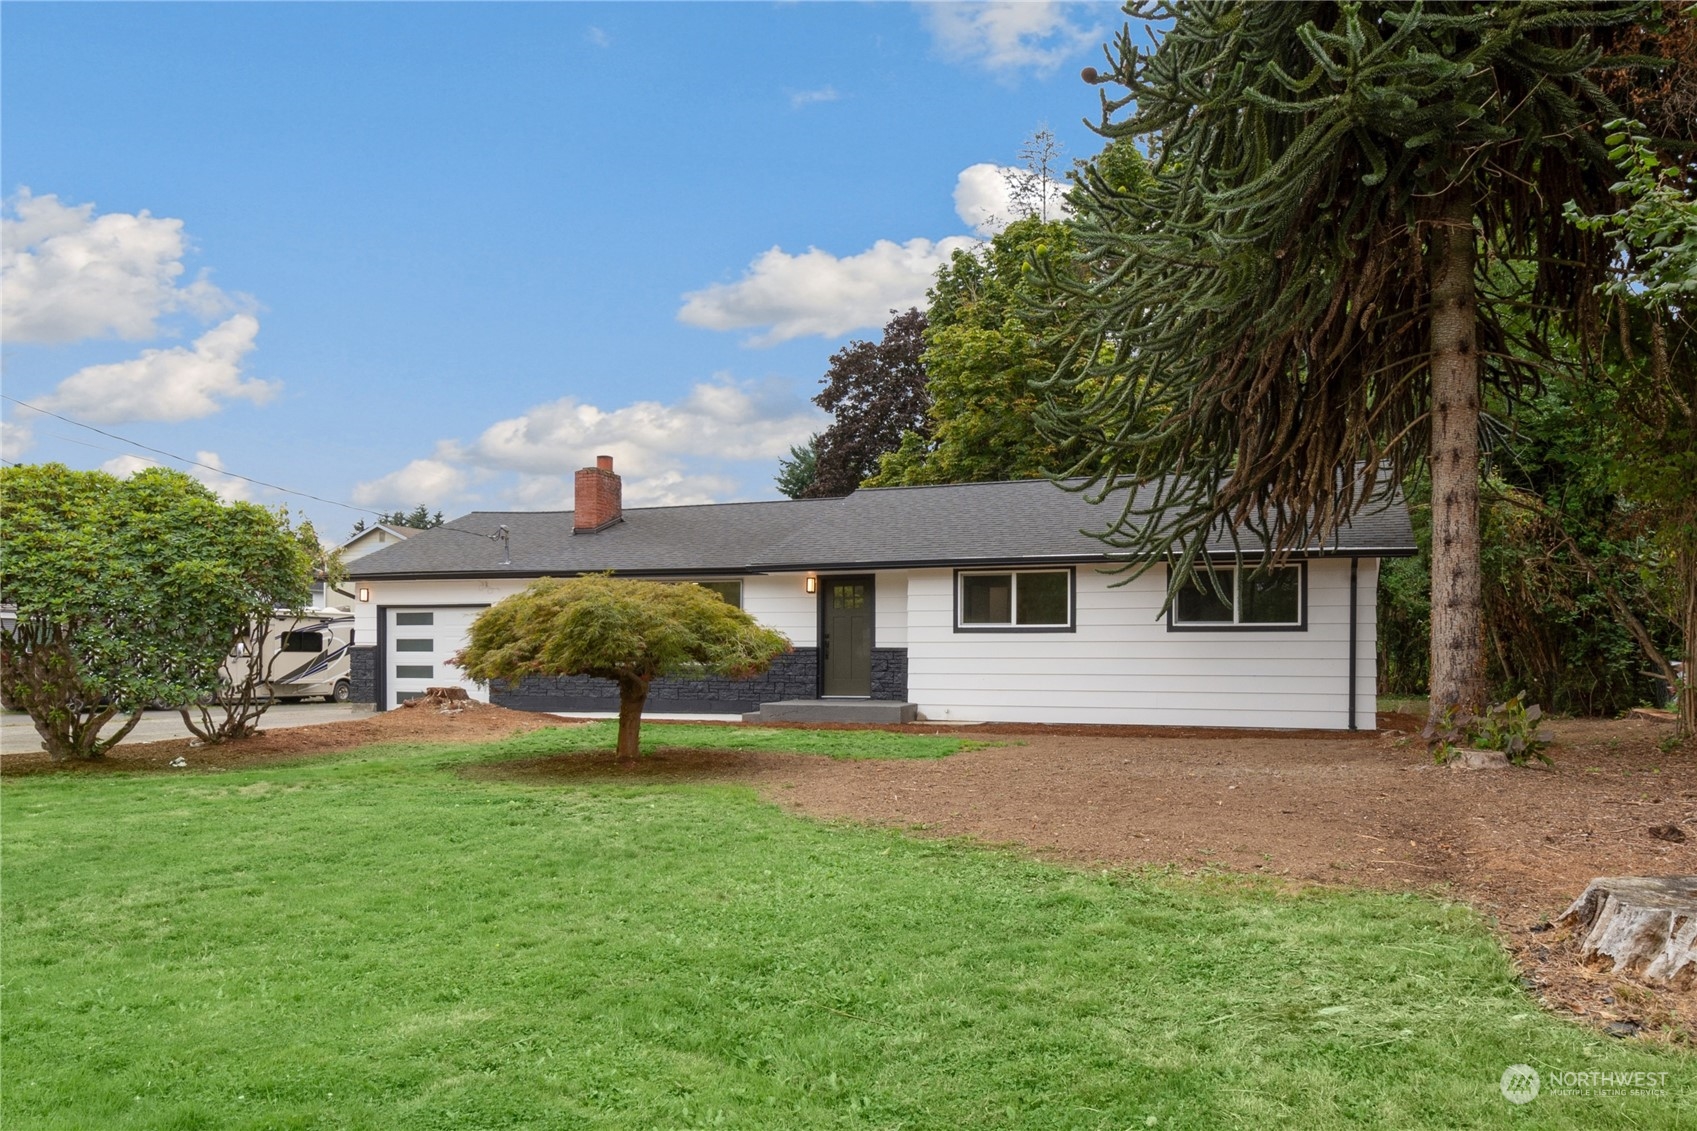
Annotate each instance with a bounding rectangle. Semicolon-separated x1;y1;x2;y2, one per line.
2;2;1127;539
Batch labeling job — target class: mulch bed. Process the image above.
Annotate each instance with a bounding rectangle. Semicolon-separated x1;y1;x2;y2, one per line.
6;704;1693;1037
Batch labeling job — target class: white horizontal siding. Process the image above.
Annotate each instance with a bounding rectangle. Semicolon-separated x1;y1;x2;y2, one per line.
742;574;816;648
875;572;907;648
906;560;1379;729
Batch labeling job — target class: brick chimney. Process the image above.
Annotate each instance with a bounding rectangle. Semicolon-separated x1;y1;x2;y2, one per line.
573;455;623;534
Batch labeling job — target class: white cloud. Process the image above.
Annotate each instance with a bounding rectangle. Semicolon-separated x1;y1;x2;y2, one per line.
678;236;978;345
789;85;840;109
456;378;821;476
955;163;1016;235
97;450;255;503
953;161;1072;235
100;453;157;479
1;417;37;461
921;2;1103;76
34;314;275;425
507;468;739;510
1;188;236;344
586;25;611;48
351;458;470;509
353;376;826;512
181;450;256;503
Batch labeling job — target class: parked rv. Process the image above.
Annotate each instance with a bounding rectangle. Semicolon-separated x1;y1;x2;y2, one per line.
230;609;357;703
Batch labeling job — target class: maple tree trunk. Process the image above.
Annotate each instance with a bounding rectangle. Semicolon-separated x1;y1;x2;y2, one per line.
1425;186;1486;722
615;675;649;760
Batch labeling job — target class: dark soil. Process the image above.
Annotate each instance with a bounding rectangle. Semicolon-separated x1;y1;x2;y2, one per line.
7;704;1692;1037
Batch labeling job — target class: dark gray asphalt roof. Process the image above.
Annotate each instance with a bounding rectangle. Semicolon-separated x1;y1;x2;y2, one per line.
348;477;1416;579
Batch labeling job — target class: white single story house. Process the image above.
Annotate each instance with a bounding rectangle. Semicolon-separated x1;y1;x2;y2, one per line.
346;457;1415;730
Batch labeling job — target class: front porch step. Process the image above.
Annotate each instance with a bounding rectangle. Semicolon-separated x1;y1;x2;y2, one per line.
743;699;918;725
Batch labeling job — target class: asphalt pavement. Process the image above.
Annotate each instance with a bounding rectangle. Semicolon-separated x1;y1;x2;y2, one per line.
1;702;377;755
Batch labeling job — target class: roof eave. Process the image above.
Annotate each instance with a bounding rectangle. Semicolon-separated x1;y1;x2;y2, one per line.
350;543;1418;582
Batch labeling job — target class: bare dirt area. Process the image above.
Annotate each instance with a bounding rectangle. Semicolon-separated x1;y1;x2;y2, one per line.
6;704;1692;1035
495;711;1697;1038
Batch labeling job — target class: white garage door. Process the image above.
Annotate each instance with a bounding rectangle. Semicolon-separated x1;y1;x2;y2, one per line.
386;607;489;708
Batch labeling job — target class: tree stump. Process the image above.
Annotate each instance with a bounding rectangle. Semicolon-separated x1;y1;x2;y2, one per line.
401;686;475;710
1555;876;1697;989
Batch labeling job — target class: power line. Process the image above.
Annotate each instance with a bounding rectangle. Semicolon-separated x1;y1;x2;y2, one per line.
2;395;385;517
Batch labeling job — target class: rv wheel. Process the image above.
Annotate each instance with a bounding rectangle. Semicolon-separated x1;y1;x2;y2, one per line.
332;680;351;703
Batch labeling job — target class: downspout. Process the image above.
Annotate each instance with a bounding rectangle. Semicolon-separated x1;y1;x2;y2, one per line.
1348;557;1359;731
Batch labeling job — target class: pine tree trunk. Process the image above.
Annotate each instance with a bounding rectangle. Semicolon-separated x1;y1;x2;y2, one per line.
1425;186;1486;721
615;674;649;760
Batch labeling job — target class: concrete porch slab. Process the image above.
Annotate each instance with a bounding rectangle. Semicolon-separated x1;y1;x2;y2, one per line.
744;699;919;724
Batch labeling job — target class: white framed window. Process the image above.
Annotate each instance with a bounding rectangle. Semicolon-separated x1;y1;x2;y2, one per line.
954;568;1074;632
1168;563;1305;630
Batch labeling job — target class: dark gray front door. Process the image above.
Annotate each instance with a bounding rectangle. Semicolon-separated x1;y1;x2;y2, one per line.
821;575;873;697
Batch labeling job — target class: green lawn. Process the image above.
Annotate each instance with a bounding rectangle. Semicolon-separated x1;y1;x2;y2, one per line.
2;727;1690;1130
517;720;988;760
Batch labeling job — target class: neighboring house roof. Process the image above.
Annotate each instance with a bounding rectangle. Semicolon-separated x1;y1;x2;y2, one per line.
339;523;418;563
349;477;1416;581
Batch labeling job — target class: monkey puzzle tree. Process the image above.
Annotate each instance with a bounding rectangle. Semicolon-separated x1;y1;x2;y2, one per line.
1049;0;1681;720
454;575;790;759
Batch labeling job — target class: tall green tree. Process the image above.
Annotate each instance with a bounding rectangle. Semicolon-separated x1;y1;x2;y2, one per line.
455;575;790;759
1567;121;1697;736
0;464;314;760
1051;0;1679;721
870;217;1084;486
350;504;444;536
873;139;1152;488
804;309;930;498
774;434;819;499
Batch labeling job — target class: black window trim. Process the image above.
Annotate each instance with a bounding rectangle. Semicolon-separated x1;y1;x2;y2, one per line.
1165;561;1308;632
689;578;745;609
952;566;1077;634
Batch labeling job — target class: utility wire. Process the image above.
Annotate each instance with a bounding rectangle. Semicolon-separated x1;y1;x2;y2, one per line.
1;394;384;517
3;396;509;556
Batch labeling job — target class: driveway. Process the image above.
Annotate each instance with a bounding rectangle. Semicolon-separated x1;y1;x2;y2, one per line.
1;702;377;755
